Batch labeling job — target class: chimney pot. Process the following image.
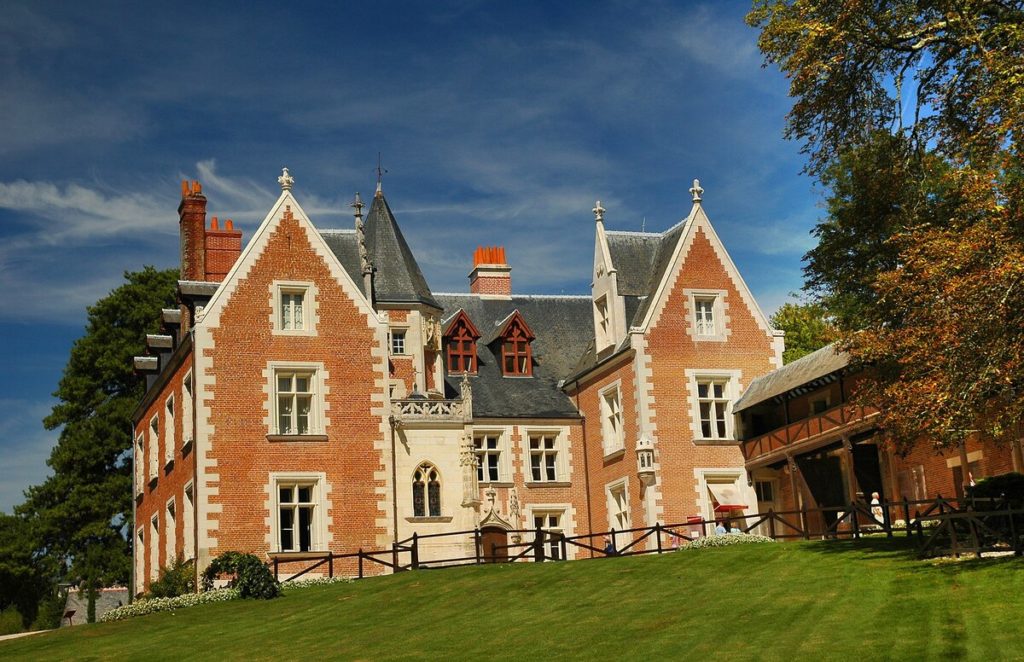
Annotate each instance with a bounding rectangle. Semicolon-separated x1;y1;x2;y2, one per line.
469;245;511;297
225;219;233;231
210;216;219;231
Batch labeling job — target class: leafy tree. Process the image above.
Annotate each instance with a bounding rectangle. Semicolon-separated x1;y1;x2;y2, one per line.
770;299;837;364
0;513;52;630
750;1;1024;450
16;267;178;597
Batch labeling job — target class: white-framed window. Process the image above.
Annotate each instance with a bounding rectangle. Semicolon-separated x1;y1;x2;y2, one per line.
607;479;631;533
135;527;145;595
150;514;160;581
271;474;326;553
600;383;624;455
275;370;317;435
182;371;193;447
474;432;508;483
149;415;159;481
164;395;175;467
686;369;741;442
412;463;442;517
165;497;176;563
698;379;730;439
390;329;407;355
135;433;145;495
532;510;564;560
695;297;716;336
528;433;562;482
271;281;316;336
686;290;728;341
594;295;611;350
183;482;195;561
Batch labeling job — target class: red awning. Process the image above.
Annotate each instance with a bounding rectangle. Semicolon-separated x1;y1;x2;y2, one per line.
708;482;747;513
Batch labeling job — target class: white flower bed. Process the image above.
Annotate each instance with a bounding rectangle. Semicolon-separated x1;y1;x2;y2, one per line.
99;576;355;622
99;588;240;622
281;576;354;591
682;533;776;550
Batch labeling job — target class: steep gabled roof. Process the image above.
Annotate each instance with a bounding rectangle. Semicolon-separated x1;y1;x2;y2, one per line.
482;309;536;345
442;308;481;338
364;192;440;309
626;219;688;327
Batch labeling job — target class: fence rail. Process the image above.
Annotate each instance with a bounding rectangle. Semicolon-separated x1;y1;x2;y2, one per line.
268;495;1023;582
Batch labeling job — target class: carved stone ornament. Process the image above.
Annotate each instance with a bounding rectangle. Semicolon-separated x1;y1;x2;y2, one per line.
422;316;442;351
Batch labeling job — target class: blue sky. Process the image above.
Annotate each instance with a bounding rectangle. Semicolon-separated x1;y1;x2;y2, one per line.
0;0;821;513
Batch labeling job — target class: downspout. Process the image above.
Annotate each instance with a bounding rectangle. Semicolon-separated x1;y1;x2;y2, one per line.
572;381;594;557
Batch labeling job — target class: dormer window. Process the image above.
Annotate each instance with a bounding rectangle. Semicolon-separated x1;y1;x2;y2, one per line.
443;310;481;374
497;311;535;377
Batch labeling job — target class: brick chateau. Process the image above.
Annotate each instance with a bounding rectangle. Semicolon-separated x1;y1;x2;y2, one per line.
131;169;784;595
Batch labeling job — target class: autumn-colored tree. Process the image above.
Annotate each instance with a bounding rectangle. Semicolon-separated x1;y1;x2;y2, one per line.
749;0;1024;449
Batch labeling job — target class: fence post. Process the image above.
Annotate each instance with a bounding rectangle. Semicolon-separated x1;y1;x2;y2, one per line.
884;499;893;538
273;557;279;581
535;526;544;562
655;523;663;554
411;532;420;570
1010;510;1021;557
768;509;776;540
801;506;809;540
902;498;910;536
329;551;334;579
850;502;860;539
559;533;568;561
474;528;482;565
950;517;960;558
358;549;364;579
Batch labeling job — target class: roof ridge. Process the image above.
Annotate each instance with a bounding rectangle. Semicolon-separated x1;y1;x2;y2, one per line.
605;229;662;237
318;228;355;234
433;292;590;299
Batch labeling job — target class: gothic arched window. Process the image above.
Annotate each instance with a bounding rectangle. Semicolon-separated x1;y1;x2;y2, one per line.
413;463;441;517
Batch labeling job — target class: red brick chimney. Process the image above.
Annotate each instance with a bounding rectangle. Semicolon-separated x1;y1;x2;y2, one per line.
178;180;207;281
204;216;243;282
470;246;511;297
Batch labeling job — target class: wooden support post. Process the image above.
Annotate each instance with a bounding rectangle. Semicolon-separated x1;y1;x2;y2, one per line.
655;523;663;554
474;528;481;565
273;558;279;581
768;509;776;540
358;550;364;579
902;498;911;537
850;502;860;539
328;551;334;578
411;532;419;570
535;526;544;562
559;533;568;561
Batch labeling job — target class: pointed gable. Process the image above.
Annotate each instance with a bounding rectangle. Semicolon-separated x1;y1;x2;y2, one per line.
364;192;440;309
443;309;481;374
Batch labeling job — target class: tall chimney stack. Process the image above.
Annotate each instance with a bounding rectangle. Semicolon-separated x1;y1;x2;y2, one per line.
178;180;207;281
469;246;511;297
205;217;243;282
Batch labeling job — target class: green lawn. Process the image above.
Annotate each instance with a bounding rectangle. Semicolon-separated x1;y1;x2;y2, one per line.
4;538;1024;661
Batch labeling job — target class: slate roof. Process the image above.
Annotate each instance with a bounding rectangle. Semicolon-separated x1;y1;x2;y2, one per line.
318;229;363;285
626;220;687;327
363;192;440;309
434;294;594;419
733;344;851;412
605;231;661;296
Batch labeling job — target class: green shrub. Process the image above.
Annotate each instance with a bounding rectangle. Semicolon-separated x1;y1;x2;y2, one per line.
148;557;196;598
967;472;1024;507
0;607;26;636
201;552;280;600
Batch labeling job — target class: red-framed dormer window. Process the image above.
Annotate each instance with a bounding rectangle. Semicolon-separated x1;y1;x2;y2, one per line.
498;312;535;377
444;311;480;374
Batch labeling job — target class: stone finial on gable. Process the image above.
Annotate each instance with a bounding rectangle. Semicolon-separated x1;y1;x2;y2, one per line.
278;167;295;191
690;179;704;203
593;200;606;224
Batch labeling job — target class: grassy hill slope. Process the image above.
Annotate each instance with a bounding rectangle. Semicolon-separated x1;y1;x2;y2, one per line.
3;538;1023;660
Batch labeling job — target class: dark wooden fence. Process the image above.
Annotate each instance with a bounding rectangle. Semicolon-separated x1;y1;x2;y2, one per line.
269;496;1024;581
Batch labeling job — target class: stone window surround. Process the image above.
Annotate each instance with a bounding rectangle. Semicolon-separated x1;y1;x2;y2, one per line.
522;428;569;484
525;503;575;560
270;280;319;336
684;369;742;443
474;429;511;484
605;477;631;536
266;471;329;554
684;288;730;342
263;361;329;439
599;381;625;457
